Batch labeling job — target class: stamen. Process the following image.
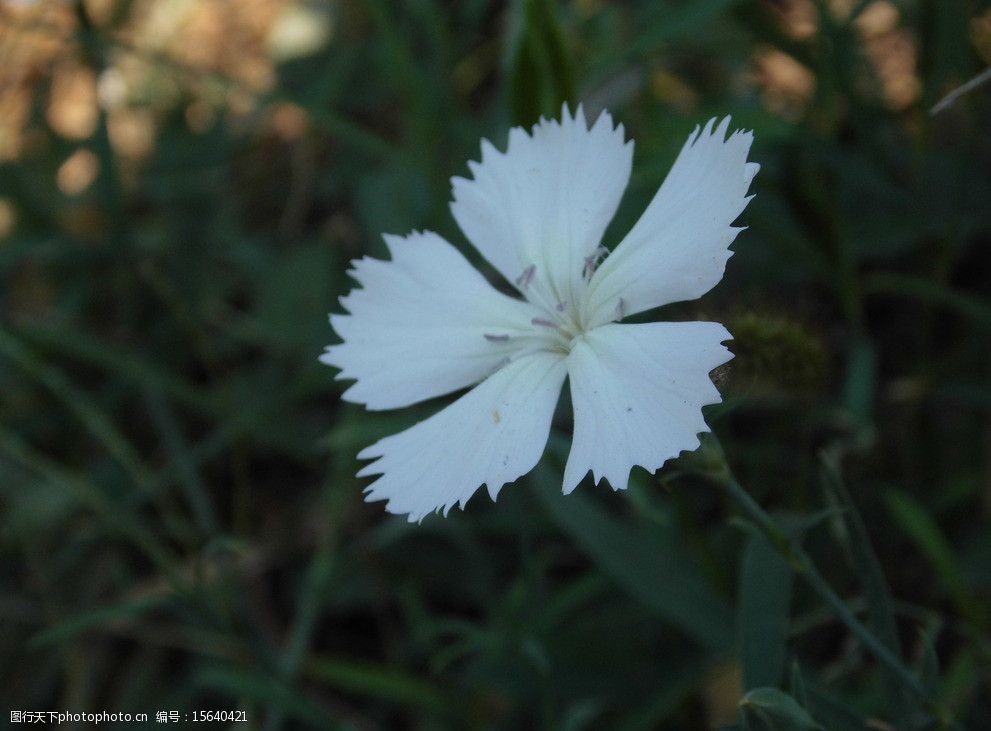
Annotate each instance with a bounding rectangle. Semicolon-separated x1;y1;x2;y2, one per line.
583;246;609;279
531;317;559;329
484;333;510;342
515;264;536;289
615;297;626;320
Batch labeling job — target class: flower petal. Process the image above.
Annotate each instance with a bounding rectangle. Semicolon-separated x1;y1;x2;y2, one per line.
358;352;567;522
321;230;541;410
450;104;632;313
563;322;733;493
583;118;758;329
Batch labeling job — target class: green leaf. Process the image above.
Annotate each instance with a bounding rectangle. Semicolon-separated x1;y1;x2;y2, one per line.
939;648;981;712
785;506;848;537
738;687;823;731
143;389;218;535
841;336;877;428
885;490;987;630
195;666;335;728
255;242;339;351
803;684;870;731
614;661;711;731
788;661;808;709
0;328;153;492
303;655;449;713
738;532;793;690
917;625;941;697
14;324;214;417
819;450;908;723
29;596;169;648
506;0;575;126
0;426;184;588
631;0;746;55
720;479;931;704
559;699;604;731
534;464;734;653
863;273;991;331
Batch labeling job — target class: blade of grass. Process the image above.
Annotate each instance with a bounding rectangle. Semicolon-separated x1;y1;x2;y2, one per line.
739;687;823;730
842;336;877;428
719;477;936;710
614;660;710;731
819;449;913;727
885;490;988;631
534;455;734;653
506;0;575;125
29;595;169;648
819;456;904;632
2;332;209;544
16;323;214;417
364;0;441;162
142;389;218;536
864;273;991;331
196;665;342;728
631;0;746;55
0;328;153;490
303;656;449;714
930;66;991;115
738;530;793;690
0;328;198;545
0;426;186;592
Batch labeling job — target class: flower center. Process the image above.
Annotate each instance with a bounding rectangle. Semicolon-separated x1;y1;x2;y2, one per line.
482;258;624;358
529;311;579;353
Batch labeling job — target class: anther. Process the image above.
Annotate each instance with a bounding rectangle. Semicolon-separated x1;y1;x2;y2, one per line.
515;264;536;289
583;246;609;279
531;317;559;329
484;333;510;342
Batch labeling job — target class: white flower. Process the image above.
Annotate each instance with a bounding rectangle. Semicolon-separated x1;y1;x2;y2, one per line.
322;106;758;522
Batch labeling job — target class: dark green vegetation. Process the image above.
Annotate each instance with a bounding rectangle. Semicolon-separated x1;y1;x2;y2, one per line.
2;0;990;728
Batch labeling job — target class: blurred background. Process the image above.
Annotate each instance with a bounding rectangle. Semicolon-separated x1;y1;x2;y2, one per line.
1;0;990;728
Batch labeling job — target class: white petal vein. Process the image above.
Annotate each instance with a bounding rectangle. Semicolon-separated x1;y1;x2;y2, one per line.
563;322;733;493
358;352;567;522
320;230;541;410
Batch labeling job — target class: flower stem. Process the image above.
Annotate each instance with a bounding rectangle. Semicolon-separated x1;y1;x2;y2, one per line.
721;479;930;703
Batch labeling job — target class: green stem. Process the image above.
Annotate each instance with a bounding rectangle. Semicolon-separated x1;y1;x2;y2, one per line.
721;479;930;703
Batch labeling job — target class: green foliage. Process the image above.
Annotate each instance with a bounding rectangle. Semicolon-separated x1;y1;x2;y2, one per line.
507;0;575;125
536;453;734;652
738;687;823;731
738;531;793;691
2;0;990;728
